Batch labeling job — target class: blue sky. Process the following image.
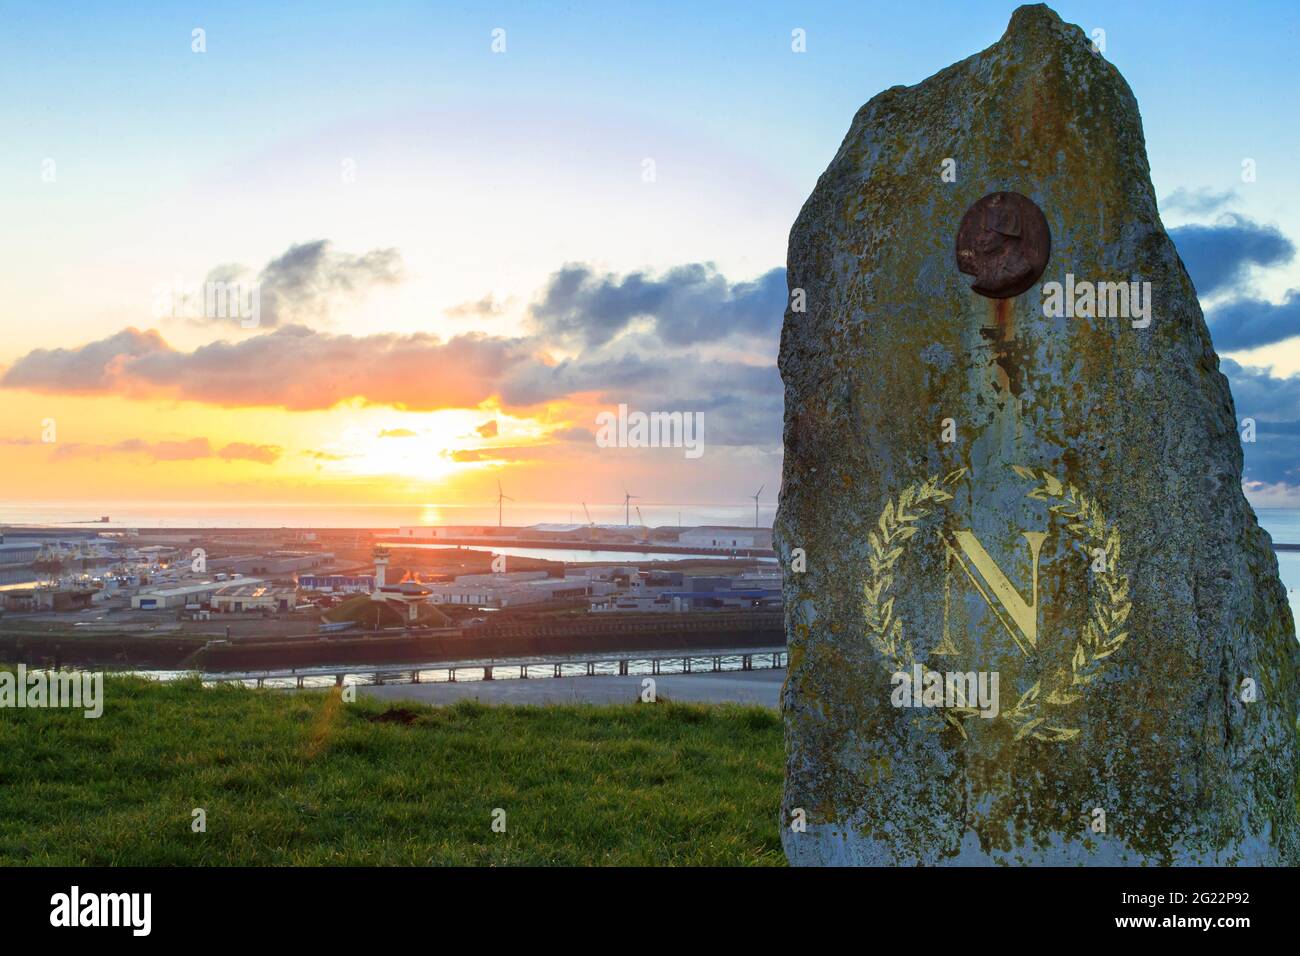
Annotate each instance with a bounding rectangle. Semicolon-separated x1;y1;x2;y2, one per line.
4;1;1297;205
1;1;1298;508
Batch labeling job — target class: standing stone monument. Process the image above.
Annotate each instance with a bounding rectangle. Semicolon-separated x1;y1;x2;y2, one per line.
777;3;1298;865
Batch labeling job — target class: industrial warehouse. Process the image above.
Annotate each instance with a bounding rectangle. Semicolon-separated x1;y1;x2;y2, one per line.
0;522;781;657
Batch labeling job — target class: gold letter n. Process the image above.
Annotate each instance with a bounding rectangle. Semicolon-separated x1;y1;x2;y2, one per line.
947;530;1047;655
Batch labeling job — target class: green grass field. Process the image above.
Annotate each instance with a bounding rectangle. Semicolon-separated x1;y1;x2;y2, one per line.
0;677;784;866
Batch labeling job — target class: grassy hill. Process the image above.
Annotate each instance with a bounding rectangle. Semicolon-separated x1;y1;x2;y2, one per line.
0;677;784;865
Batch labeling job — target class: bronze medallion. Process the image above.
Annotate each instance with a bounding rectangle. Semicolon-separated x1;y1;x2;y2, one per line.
955;192;1051;299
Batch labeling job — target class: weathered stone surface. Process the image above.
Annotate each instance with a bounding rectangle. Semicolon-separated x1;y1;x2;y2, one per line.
776;3;1298;865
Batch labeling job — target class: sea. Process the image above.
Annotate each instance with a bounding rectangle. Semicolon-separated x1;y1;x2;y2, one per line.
1258;509;1300;625
0;501;770;530
372;541;777;564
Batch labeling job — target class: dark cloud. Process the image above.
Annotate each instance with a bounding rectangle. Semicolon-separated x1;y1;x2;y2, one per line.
196;240;403;328
7;259;787;453
1160;187;1238;216
1207;289;1300;350
1169;214;1294;297
1;328;168;392
1221;359;1300;486
501;351;782;447
1222;359;1300;421
1158;207;1300;349
2;316;784;451
258;240;403;327
530;262;786;348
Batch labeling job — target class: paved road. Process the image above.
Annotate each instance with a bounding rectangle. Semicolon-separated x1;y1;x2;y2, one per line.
359;668;783;708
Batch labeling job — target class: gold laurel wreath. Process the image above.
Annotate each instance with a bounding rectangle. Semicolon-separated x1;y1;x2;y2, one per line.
862;465;1131;742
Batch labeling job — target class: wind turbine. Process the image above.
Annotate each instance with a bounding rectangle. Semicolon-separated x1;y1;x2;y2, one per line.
752;484;765;529
496;479;514;528
623;489;640;527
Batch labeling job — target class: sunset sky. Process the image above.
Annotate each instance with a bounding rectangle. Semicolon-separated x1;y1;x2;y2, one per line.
3;0;1299;521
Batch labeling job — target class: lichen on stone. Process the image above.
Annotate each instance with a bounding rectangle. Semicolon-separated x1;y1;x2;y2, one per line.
777;3;1298;866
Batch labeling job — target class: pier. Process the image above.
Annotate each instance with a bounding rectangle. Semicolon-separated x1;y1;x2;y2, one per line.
207;646;788;690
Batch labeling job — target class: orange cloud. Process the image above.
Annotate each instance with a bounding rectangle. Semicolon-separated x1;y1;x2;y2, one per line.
48;437;281;464
2;325;541;412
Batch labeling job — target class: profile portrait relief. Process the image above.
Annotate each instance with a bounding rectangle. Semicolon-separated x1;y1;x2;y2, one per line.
955;191;1051;299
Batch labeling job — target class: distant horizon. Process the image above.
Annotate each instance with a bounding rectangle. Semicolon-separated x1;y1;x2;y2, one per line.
0;500;780;531
4;498;1300;531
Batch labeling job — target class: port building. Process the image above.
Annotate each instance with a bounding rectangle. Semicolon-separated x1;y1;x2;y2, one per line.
131;579;263;610
210;583;298;613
